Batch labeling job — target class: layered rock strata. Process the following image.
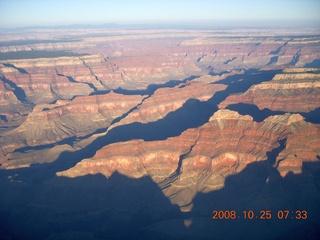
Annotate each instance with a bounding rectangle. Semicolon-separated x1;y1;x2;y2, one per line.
1;27;320;240
110;81;226;128
58;110;320;210
179;37;320;72
0;92;146;164
219;68;320;112
1;29;319;131
0;79;225;168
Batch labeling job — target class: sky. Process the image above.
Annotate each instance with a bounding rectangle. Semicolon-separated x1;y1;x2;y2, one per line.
0;0;320;28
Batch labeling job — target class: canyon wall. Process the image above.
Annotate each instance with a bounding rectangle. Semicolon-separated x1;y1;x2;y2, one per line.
1;27;320;240
58;110;320;210
219;68;320;112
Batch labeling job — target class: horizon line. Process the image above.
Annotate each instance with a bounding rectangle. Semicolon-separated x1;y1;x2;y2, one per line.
1;19;320;31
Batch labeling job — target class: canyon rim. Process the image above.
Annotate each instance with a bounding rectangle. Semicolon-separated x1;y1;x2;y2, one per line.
1;25;320;240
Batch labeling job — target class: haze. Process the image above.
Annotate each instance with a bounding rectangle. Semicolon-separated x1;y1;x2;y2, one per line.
1;0;320;28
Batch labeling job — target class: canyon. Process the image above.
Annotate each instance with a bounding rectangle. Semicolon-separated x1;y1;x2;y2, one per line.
219;68;320;112
0;26;320;239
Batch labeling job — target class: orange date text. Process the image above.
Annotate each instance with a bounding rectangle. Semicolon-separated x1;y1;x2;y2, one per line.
212;210;308;220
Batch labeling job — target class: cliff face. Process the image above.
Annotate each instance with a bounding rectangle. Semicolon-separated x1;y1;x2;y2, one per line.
0;57;96;104
0;77;225;168
1;29;319;130
110;81;226;128
0;79;31;130
1;29;319;95
1;27;320;240
0;29;320;109
0;92;146;166
219;68;320;112
179;37;320;71
1;28;319;178
274;114;320;176
58;110;320;210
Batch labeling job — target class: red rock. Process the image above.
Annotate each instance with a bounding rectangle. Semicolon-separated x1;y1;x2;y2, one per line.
1;27;320;206
219;68;320;112
110;80;226;128
58;110;320;209
0;91;146;159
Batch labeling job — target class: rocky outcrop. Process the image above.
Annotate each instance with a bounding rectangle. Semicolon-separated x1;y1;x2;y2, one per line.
0;55;113;104
179;36;320;72
110;81;226;128
0;92;146;162
1;27;320;240
0;79;31;131
0;78;225;168
219;68;320;112
58;110;320;210
273;114;320;176
1;29;319;130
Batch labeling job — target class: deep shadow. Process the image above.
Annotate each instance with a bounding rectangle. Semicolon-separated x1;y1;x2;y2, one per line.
267;138;287;166
3;63;29;74
269;40;288;55
8;69;281;183
0;67;319;239
290;108;320;124
0;171;183;240
183;161;320;240
56;73;99;93
1;161;319;240
0;115;8;122
1;147;319;240
14;69;280;156
267;56;279;65
14;136;78;153
213;69;282;101
226;103;286;122
11;76;203;155
0;77;32;105
6;98;216;183
289;50;301;65
223;57;237;65
304;59;320;68
12;75;200;154
113;75;198;96
65;76;98;92
226;103;320;124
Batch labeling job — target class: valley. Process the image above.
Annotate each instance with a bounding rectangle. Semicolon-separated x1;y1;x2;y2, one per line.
0;26;320;239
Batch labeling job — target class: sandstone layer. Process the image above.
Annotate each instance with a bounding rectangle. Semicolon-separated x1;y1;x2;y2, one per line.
110;80;226;128
58;110;320;210
0;91;146;167
219;68;320;112
1;27;320;240
1;28;319;131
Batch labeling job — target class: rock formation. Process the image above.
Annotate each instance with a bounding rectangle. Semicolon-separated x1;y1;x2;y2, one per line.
219;68;320;112
110;80;226;128
1;26;320;240
0;91;146;167
58;109;320;210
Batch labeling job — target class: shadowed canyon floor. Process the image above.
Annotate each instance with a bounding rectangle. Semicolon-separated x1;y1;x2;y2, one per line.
1;158;320;239
1;26;320;239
